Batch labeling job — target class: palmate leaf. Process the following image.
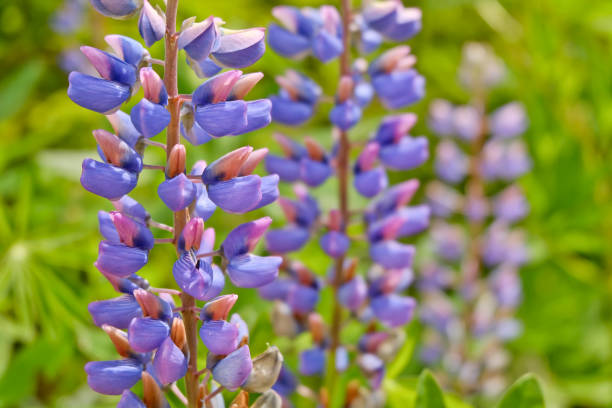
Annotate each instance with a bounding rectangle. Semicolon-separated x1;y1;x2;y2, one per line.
495;374;545;408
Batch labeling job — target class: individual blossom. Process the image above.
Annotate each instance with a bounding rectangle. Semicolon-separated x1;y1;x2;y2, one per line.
270;70;322;125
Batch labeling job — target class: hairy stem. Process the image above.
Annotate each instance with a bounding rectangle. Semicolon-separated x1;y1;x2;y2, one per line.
327;0;352;401
163;1;198;407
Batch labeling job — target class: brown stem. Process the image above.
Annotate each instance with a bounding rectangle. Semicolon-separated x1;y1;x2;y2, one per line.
163;1;197;407
327;0;352;400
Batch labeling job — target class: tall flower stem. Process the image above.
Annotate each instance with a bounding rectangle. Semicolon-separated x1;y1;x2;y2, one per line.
328;0;352;400
163;1;198;406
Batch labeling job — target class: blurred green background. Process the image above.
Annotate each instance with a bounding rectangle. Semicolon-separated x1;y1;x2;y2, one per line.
0;0;611;407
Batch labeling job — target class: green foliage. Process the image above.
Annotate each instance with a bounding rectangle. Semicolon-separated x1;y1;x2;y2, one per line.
495;374;544;408
415;370;446;408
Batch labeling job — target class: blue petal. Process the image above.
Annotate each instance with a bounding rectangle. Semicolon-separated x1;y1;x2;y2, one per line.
330;100;362;131
172;252;213;300
270;95;314;125
369;240;415;269
381;17;421;41
354;167;387;198
212;345;252;391
96;241;148;277
187;56;223;78
379;136;429;170
130;99;171;138
268;24;310;57
88;295;142;329
90;0;140;19
272;365;297;397
158;174;197;211
222;217;272;259
252;174;279;210
105;34;146;66
338;275;367;311
178;17;218;61
153;337;188;385
299;348;325;376
372;70;425;109
265;226;310;253
370;294;416;328
257;277;291;301
287;283;319;314
112;195;149;222
200;320;239;355
193;185;217;221
107;110;142;147
212;28;266;68
300;158;332;187
207;175;262;213
226;254;282;288
138;1;165;47
80;45;137;86
319;231;350;258
118;390;146;408
181;120;213;146
311;31;343;62
98;211;120;242
85;359;142;395
232;99;272;135
265;155;301;182
195;100;248;137
68;72;130;113
128;317;170;352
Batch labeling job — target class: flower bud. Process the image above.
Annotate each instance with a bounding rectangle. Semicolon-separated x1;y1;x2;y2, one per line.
337;76;354;103
308;313;325;344
230;72;265;100
239;148;268;176
201;294;238;321
101;324;132;358
202;146;253;183
110;211;154;250
179;217;205;252
243;346;283;393
170;318;186;350
142;371;165;408
138;0;165;47
251;390;283;408
167;144;186;178
133;288;172;321
140;67;168;105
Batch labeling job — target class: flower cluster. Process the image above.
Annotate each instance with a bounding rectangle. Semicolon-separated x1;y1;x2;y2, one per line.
68;0;287;405
254;1;429;405
419;43;530;397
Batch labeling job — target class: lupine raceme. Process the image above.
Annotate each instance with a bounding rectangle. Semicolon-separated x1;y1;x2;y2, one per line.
419;43;530;399
254;1;429;406
69;0;286;406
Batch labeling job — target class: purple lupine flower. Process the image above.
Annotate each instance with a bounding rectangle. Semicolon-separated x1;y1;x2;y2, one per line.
270;70;321;125
131;68;171;138
362;1;422;41
299;347;326;376
89;295;142;329
330;76;362;131
117;390;146;408
354;142;388;198
178;16;218;61
211;345;253;391
425;181;463;218
370;293;416;328
153;336;188;385
489;102;528;139
105;34;148;67
369;46;425;109
301;137;333;187
320;210;350;258
138;0;165;47
128;317;169;352
453;105;482;141
222;217;282;287
435;140;468;184
372;114;429;170
493;184;529;223
338;274;367;312
269;5;343;62
212;27;266;68
200;296;241;355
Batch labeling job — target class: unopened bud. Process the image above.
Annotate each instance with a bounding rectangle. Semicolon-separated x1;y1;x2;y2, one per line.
243;346;283;393
337;76;354;103
201;294;238;322
167;144;186;178
304;137;325;161
308;313;325;344
251;390;282;408
101;324;132;358
229;390;249;408
170;318;186;350
239;148;268;176
133;289;171;320
201;146;253;184
140;67;167;105
181;217;204;251
142;371;165;408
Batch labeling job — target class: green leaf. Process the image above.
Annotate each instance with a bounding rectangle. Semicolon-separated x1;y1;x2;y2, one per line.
496;374;545;408
415;370;446;408
386;323;417;379
0;60;44;121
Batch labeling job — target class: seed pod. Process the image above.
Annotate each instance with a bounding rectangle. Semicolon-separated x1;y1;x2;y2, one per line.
243;346;283;393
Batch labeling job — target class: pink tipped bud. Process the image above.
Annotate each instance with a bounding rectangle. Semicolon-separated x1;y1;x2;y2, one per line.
140;67;167;105
231;72;264;100
93;129;130;168
396;55;417;71
101;324;132;358
273;133;296;158
292;261;315;286
109;211;138;247
337;76;354;103
381;215;404;241
395;179;420;207
275;75;300;100
167;144;186;178
201;146;253;183
304;137;325;161
308;313;325;344
277;197;297;222
239;148;268;176
201;294;238;321
328;209;342;231
379;46;412;73
181;217;204;251
133;289;169;320
357;142;380;172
